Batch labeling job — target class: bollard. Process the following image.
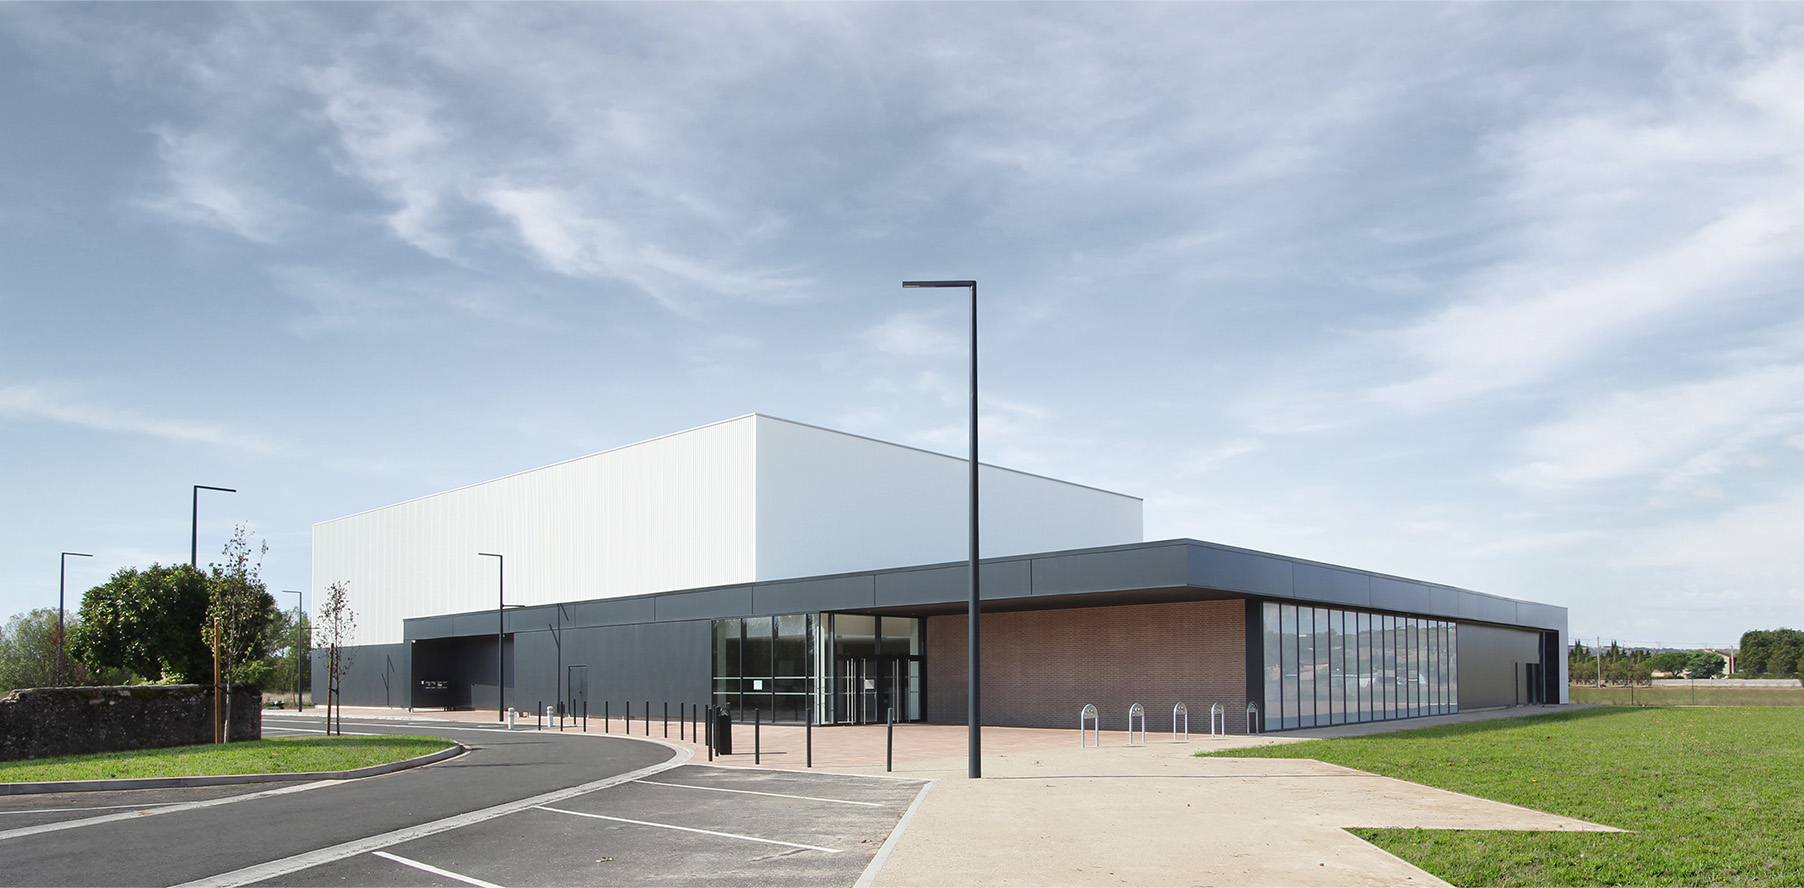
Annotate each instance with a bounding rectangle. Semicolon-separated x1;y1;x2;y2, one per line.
886;706;894;773
537;701;543;730
582;700;587;733
679;702;686;741
645;701;650;736
806;712;813;768
604;700;610;734
626;701;631;735
704;705;714;762
754;708;761;765
507;707;515;730
664;702;669;738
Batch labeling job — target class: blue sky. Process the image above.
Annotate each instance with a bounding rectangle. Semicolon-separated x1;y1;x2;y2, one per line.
4;3;1802;650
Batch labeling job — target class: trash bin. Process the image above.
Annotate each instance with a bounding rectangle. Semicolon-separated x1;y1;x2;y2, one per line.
713;709;733;755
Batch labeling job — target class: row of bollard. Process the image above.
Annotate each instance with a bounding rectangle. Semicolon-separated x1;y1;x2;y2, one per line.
507;700;905;774
1080;701;1262;746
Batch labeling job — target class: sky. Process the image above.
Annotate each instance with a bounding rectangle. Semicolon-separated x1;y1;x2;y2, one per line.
3;3;1802;651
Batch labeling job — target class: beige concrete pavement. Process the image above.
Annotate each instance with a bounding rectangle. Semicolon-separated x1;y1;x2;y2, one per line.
315;705;1619;887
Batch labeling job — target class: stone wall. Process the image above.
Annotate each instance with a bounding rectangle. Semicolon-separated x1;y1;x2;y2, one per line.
0;685;261;762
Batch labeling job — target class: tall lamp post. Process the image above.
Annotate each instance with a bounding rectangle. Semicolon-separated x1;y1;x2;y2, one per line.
191;485;236;568
281;590;304;709
58;552;93;685
479;552;510;722
901;279;981;779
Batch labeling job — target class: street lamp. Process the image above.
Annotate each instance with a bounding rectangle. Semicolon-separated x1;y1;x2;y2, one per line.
281;590;304;709
58;552;93;685
191;485;236;568
901;279;981;779
479;552;516;722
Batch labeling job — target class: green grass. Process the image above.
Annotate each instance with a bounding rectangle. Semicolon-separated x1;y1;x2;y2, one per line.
1569;685;1804;706
1203;707;1804;886
0;735;453;783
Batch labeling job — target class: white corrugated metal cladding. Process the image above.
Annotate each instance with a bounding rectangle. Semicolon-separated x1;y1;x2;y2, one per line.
312;415;1143;645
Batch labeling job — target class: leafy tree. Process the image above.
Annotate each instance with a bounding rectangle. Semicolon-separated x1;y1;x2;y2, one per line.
0;608;108;692
70;564;212;682
1650;650;1691;674
1737;629;1804;675
1686;651;1726;680
206;525;276;741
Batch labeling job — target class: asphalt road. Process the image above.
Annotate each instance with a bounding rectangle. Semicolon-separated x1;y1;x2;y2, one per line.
0;717;675;887
0;716;928;888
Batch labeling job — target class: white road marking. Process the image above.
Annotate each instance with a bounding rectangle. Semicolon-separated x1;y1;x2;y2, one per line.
636;779;881;807
0;781;339;843
174;745;692;888
0;803;162;815
372;851;505;888
533;805;842;853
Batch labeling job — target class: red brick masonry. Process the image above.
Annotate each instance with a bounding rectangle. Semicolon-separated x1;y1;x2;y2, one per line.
927;599;1251;733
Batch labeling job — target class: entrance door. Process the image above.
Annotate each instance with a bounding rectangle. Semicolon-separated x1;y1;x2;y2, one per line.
835;656;920;724
566;664;589;719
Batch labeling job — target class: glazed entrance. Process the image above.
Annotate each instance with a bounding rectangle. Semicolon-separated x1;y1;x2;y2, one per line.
710;613;922;725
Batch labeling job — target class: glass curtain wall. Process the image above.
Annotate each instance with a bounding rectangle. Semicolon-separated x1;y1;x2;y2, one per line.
713;614;817;723
1261;602;1458;730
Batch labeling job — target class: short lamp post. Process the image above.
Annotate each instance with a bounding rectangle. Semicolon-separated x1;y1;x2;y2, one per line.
901;279;981;779
190;485;236;568
58;552;93;685
281;590;304;708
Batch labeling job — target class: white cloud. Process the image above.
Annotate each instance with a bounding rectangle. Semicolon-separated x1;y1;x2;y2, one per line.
1504;363;1804;489
141;126;296;243
865;312;961;358
0;382;285;455
1373;49;1804;412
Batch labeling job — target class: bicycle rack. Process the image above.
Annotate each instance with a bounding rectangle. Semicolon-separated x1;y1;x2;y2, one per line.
1127;703;1146;745
1172;702;1189;741
1080;703;1099;747
1210;702;1225;738
1246;701;1262;734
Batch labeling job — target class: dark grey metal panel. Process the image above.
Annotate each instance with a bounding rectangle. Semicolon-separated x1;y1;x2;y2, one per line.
653;586;753;622
1293;563;1371;608
1033;544;1190;597
1513;601;1566;632
1370;576;1436;616
320;642;410;708
982;559;1031;601
1471;594;1521;625
753;574;875;614
564;596;657;627
874;565;963;608
1457;623;1542;708
1186;545;1295;598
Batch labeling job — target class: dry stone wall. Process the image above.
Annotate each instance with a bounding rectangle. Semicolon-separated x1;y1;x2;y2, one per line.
0;684;261;762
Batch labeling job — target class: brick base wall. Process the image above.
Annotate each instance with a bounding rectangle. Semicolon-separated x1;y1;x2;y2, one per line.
925;599;1251;733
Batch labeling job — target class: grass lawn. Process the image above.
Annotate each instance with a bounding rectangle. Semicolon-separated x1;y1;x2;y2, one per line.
1204;707;1804;886
0;735;454;784
1569;685;1804;706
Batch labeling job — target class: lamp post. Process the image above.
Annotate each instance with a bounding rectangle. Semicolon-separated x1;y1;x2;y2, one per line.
901;279;981;779
191;485;236;568
281;590;304;709
479;552;508;721
58;552;93;685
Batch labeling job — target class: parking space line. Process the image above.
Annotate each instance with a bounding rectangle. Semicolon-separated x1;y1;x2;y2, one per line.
635;780;882;807
176;749;690;888
371;851;504;888
534;805;842;854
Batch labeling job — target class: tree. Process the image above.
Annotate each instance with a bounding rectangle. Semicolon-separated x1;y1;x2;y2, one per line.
318;580;356;736
0;608;82;692
70;564;212;682
1686;651;1726;680
1650;650;1691;675
206;525;276;742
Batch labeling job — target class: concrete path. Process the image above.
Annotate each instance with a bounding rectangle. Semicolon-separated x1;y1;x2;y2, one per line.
315;704;1618;887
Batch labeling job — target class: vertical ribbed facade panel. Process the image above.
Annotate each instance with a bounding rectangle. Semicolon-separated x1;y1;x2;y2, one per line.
752;416;1142;579
313;417;758;645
